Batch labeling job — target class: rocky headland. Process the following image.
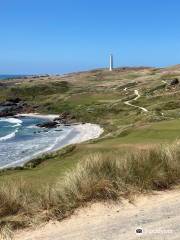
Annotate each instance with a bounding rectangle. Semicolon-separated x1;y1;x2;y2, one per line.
0;98;35;117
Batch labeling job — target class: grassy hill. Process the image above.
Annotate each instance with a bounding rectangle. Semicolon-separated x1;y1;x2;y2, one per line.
1;65;180;234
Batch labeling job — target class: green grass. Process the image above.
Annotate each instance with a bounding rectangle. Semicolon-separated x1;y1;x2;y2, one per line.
8;81;70;100
0;145;84;186
1;66;180;235
0;143;131;188
1;141;180;235
100;120;180;144
1;120;180;189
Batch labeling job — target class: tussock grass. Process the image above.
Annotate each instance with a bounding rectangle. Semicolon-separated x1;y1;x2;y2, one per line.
0;224;13;240
1;142;180;234
54;142;180;210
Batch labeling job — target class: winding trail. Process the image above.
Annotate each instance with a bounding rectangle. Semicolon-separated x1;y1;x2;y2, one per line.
124;90;148;112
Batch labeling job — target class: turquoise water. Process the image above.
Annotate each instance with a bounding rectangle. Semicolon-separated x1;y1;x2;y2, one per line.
0;117;76;169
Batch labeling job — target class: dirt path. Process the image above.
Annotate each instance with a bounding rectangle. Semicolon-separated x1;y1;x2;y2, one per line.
15;188;180;240
125;90;148;112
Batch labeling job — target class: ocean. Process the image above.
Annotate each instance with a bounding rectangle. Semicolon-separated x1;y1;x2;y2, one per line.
0;116;77;169
0;76;103;169
0;75;25;80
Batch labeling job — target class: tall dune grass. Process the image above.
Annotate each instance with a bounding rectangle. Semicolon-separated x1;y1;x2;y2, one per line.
1;142;180;235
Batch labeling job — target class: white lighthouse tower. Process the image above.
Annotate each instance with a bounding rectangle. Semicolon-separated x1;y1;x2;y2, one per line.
109;54;113;71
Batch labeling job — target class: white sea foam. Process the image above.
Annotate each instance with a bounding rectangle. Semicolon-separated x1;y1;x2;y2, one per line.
43;128;73;152
0;115;104;169
0;118;23;127
27;125;39;129
0;129;18;142
16;113;59;120
0;128;73;169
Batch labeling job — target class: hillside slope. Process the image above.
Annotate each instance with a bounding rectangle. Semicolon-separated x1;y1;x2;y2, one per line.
1;65;180;235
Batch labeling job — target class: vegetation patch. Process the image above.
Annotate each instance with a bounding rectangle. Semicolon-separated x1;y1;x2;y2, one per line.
1;142;180;236
1;66;180;236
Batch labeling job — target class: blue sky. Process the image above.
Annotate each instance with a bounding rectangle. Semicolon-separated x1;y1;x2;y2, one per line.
0;0;180;74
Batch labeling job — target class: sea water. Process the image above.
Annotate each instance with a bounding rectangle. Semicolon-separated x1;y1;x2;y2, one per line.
0;117;76;169
0;75;25;80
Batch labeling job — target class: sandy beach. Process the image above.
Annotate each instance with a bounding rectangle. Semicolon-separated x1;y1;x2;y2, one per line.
17;113;104;145
0;114;103;169
48;122;104;154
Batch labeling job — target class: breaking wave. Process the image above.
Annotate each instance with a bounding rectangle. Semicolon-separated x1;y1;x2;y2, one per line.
0;129;18;142
0;118;23;127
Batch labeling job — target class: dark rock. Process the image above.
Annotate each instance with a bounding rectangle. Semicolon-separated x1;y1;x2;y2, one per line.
36;111;77;128
1;101;16;107
0;108;16;117
0;97;36;118
37;121;58;128
170;78;179;86
33;104;39;109
7;97;22;103
54;112;76;124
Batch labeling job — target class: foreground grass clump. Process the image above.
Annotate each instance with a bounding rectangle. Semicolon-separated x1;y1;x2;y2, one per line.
1;142;180;236
54;142;180;212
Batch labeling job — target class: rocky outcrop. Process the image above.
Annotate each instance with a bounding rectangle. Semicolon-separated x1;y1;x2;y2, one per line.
7;98;22;104
0;108;16;117
37;121;58;128
170;78;179;86
37;112;76;128
0;98;35;117
54;112;76;124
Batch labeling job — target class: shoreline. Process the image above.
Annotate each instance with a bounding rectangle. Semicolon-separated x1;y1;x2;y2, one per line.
16;113;60;120
0;114;104;170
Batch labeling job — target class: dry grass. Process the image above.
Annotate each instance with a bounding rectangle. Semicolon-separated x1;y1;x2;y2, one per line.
0;225;13;240
1;142;180;236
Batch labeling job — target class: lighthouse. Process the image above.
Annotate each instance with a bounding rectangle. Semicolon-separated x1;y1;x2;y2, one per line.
109;54;113;71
